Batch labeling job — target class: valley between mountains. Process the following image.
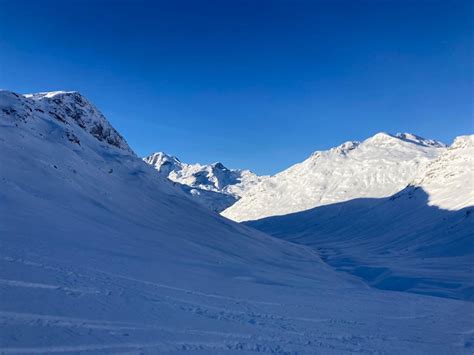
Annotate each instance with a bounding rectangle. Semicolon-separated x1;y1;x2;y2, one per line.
1;90;473;354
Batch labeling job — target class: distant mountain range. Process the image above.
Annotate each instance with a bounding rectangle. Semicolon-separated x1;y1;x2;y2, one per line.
144;132;454;218
144;152;265;212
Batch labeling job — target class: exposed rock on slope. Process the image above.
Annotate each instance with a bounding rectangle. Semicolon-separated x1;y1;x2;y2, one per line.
144;151;265;212
2;90;133;153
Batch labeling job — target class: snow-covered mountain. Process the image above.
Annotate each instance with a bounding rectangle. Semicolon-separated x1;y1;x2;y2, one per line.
410;135;474;210
222;132;446;222
247;135;474;300
144;151;264;212
20;91;133;153
2;89;472;353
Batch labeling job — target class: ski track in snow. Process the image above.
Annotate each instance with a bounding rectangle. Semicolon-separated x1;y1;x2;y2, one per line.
1;253;472;354
0;279;99;294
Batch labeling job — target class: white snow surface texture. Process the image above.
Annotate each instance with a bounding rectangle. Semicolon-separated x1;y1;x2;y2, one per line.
0;90;473;354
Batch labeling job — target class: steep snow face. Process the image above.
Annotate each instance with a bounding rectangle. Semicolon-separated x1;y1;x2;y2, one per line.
144;151;265;211
222;132;446;221
411;135;474;210
2;90;473;353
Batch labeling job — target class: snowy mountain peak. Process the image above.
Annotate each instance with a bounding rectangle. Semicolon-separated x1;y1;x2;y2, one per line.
1;90;133;153
308;132;444;161
364;132;446;148
369;131;394;141
144;152;182;174
211;162;228;170
222;132;446;222
144;151;261;194
24;90;80;100
364;131;445;148
144;151;266;211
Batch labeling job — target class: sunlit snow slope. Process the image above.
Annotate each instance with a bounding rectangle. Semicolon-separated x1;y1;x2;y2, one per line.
0;90;473;353
222;133;446;222
411;135;474;210
248;136;474;300
144;152;264;212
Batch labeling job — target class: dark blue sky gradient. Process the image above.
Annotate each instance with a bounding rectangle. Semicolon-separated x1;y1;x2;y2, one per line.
0;0;472;174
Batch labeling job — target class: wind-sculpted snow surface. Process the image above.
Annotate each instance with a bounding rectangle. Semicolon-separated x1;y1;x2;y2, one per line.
1;90;473;353
144;151;265;212
222;132;446;222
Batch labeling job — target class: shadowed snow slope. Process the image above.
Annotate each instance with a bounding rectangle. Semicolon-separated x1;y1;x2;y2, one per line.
0;90;473;353
222;132;446;222
144;152;264;212
248;136;474;300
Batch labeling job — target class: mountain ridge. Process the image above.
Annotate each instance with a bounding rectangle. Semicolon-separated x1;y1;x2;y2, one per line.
0;90;133;154
222;131;447;221
144;151;266;212
247;134;474;299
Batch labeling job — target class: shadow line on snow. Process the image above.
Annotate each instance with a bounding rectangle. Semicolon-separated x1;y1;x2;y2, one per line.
245;187;474;301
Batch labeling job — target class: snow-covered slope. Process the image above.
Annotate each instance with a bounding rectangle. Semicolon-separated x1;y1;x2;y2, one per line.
144;151;264;212
411;135;474;210
222;132;446;221
248;135;474;300
1;90;473;353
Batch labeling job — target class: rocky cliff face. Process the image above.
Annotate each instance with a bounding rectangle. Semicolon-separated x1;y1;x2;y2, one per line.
1;90;132;153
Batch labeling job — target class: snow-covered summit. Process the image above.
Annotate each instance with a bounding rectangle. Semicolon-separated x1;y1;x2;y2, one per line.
145;152;260;195
222;132;446;221
0;90;132;153
145;151;182;175
24;90;79;99
144;151;266;211
362;131;445;148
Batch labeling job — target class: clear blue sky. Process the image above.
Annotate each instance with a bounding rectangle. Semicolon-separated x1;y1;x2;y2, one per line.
0;0;472;175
